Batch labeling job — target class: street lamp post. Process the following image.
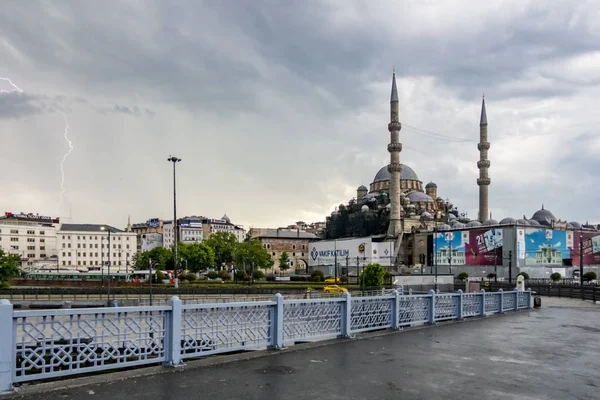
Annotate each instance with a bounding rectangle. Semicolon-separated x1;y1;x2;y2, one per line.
100;226;112;301
167;155;182;286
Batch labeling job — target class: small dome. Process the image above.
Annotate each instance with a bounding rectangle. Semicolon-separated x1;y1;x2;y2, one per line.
516;219;530;226
566;223;574;229
528;220;541;226
452;222;466;229
436;197;443;201
357;185;368;192
437;224;452;230
467;221;482;227
569;221;582;229
361;205;369;212
421;211;433;220
531;205;557;227
222;214;231;223
407;192;434;203
447;213;458;221
482;219;499;226
425;182;437;189
500;217;516;225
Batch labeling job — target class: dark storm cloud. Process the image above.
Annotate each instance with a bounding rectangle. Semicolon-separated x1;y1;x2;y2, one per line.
0;92;67;119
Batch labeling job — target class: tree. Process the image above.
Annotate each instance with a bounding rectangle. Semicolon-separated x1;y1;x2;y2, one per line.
457;272;469;281
360;263;385;289
133;247;174;270
550;272;562;282
517;272;529;280
583;271;597;282
178;242;215;273
278;252;290;273
204;232;238;269
0;249;20;283
235;239;273;273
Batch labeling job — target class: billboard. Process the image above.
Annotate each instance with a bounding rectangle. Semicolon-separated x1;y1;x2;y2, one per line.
572;231;600;266
141;233;163;252
523;228;568;266
433;228;503;266
308;238;395;267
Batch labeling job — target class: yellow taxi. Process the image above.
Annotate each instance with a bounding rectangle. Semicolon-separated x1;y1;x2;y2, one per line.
323;285;348;293
324;277;342;283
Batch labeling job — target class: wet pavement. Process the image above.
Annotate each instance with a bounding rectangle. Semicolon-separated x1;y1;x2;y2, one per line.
11;299;600;400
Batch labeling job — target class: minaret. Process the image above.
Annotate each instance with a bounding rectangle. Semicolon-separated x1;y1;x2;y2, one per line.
387;69;403;237
477;96;490;222
127;215;132;232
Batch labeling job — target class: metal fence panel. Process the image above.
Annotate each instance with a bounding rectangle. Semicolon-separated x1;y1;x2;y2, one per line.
484;293;501;314
350;296;393;333
180;302;273;360
517;292;529;309
502;292;516;311
13;306;168;382
397;295;431;326
282;299;343;342
462;293;482;317
435;294;459;321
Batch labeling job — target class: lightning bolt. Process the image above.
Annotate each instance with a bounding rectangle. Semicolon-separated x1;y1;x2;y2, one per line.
1;77;74;214
58;111;73;213
0;77;23;93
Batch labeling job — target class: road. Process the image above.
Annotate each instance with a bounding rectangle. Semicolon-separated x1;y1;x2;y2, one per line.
10;298;600;400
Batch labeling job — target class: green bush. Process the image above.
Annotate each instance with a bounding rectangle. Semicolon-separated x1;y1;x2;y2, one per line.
252;270;265;280
207;271;218;279
235;270;248;281
518;272;529;280
185;273;197;282
310;270;324;282
0;281;10;289
583;271;598;282
218;270;232;281
487;273;496;280
457;272;469;281
266;274;276;281
550;272;561;282
360;263;385;289
156;270;166;281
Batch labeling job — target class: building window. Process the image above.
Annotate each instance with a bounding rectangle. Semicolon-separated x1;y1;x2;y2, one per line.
28;253;35;258
126;245;129;249
68;236;70;239
272;252;275;256
113;253;116;258
27;238;35;242
302;253;304;256
27;230;35;235
95;236;98;240
95;244;98;248
68;243;71;248
40;246;45;251
77;244;81;248
95;252;98;257
39;231;45;235
291;261;294;266
78;261;81;265
77;236;80;240
27;246;35;250
293;252;296;256
40;254;46;258
83;261;86;265
292;245;296;250
83;252;86;257
62;252;65;256
78;252;81;257
10;238;18;242
62;235;65;239
62;261;66;266
10;246;18;250
10;229;18;234
40;238;45;243
68;252;71;256
83;243;86;248
302;245;306;249
267;244;270;249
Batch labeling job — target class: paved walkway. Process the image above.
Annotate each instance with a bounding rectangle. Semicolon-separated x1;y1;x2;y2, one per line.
10;298;600;400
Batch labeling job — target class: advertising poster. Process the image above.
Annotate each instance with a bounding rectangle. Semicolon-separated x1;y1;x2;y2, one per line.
308;238;375;267
571;232;600;266
524;228;568;266
517;229;526;260
433;228;503;266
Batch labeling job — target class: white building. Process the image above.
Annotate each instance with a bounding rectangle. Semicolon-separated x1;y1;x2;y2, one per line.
57;224;137;271
163;218;204;249
206;215;246;242
0;212;59;271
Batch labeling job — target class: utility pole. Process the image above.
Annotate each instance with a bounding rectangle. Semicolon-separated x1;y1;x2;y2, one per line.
580;236;584;299
508;250;512;284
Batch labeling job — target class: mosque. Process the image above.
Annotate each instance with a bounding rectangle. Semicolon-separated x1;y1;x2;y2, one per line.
319;71;600;279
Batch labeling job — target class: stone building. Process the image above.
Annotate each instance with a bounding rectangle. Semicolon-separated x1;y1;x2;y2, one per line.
254;229;318;273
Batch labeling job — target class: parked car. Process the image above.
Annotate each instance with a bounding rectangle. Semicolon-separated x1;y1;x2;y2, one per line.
324;277;341;283
323;285;348;293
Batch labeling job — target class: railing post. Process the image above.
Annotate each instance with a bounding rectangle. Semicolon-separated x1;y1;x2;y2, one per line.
498;289;504;314
480;289;486;316
428;289;436;324
409;288;413;296
457;289;463;320
164;296;183;367
527;288;533;309
514;290;519;311
270;293;284;349
341;291;352;337
0;300;14;393
390;290;400;329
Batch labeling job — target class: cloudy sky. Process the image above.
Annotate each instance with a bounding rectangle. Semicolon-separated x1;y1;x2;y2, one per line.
1;0;600;230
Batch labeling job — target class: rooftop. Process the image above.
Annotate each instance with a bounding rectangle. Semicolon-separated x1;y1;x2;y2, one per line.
59;224;124;233
256;230;319;240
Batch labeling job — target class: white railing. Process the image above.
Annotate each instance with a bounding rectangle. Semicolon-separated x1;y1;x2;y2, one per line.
0;288;532;392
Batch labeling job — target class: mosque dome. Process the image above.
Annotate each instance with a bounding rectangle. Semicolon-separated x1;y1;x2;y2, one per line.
222;214;231;223
467;221;482;228
438;224;452;230
566;223;574;229
447;213;458;221
421;211;433;220
452;222;466;229
569;221;582;229
425;182;437;189
357;185;368;192
482;219;499;226
528;220;541;226
516;219;530;226
500;217;516;225
372;164;419;183
407;192;434;203
530;205;556;227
